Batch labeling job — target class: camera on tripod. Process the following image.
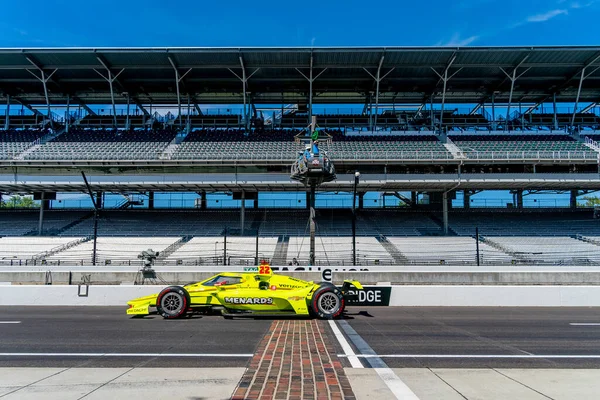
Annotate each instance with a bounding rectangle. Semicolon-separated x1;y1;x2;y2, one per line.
138;249;160;269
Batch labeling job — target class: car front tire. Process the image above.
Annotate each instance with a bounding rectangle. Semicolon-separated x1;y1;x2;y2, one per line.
156;286;190;319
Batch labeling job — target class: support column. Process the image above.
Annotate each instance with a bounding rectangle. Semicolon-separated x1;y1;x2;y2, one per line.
552;93;558;130
240;190;245;235
126;94;130;130
463;190;471;209
442;191;449;235
95;192;103;209
570;190;578;209
358;193;364;210
516;190;524;209
186;94;191;133
38;192;45;235
411;191;418;208
431;56;459;133
571;68;586;130
491;93;496;130
308;55;313;125
306;191;311;209
148;192;154;210
93;61;124;129
200;191;207;210
5;95;10;130
254;193;259;209
65;94;70;133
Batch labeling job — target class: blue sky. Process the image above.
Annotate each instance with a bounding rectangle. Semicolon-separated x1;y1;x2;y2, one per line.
0;0;598;48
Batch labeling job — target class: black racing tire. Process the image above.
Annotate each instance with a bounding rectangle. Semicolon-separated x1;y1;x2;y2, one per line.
310;284;345;320
156;286;190;319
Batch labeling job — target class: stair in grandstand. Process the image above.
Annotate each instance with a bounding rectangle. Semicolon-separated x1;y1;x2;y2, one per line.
250;213;264;232
13;127;68;160
479;236;526;262
33;236;92;261
159;131;190;160
428;214;458;236
156;235;193;262
376;235;409;264
443;137;467;159
39;127;68;144
24;211;95;236
271;235;289;265
13;143;42;160
581;135;600;155
575;234;600;248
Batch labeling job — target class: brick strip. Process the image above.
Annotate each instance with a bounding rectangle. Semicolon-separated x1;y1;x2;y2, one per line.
232;319;356;400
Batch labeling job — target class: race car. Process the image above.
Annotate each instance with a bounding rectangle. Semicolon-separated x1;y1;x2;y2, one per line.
126;264;362;320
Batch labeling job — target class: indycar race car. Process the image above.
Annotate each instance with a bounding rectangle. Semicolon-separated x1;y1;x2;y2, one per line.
126;264;363;319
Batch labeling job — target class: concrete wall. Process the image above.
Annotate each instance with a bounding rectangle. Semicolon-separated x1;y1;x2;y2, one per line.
3;269;600;286
388;285;600;307
2;284;600;307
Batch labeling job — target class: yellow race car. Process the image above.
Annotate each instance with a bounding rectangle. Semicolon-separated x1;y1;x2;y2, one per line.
127;265;363;320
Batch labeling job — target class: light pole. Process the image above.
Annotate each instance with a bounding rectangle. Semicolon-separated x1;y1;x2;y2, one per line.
352;171;360;266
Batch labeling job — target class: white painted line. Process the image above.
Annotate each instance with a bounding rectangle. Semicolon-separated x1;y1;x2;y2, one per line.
338;354;600;359
570;323;600;326
0;353;253;357
328;320;362;368
375;368;420;400
337;320;420;400
0;321;21;324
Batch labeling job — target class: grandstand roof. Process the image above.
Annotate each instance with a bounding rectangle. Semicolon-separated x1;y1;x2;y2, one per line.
0;46;599;105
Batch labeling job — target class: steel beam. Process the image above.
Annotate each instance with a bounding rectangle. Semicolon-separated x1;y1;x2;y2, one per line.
469;103;483;115
499;56;531;131
581;102;598;114
168;56;182;129
229;56;259;130
94;59;125;128
71;96;97;117
4;94;9;130
553;93;558;129
168;56;193;130
65;94;70;133
431;54;460;132
25;58;57;129
125;94;130;130
571;68;586;128
296;54;327;130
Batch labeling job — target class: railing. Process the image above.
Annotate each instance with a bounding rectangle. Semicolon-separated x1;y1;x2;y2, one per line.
5;251;600;267
462;150;599;161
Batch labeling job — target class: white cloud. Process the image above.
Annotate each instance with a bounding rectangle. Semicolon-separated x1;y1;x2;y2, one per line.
526;9;568;22
437;33;479;47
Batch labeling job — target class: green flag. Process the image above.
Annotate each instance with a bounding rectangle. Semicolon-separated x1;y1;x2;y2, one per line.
311;129;319;141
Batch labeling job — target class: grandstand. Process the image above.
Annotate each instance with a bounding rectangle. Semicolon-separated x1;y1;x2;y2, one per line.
1;46;600;267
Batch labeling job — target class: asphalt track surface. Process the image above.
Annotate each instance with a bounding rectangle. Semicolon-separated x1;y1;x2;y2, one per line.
2;306;600;369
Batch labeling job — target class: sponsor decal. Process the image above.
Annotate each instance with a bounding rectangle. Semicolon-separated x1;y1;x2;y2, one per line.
243;266;258;272
126;305;149;315
312;159;320;165
346;287;391;306
224;297;274;305
278;283;305;289
270;285;277;290
287;296;304;301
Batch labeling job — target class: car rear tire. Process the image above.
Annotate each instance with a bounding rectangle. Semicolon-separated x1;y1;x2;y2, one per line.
311;284;345;319
156;286;190;319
